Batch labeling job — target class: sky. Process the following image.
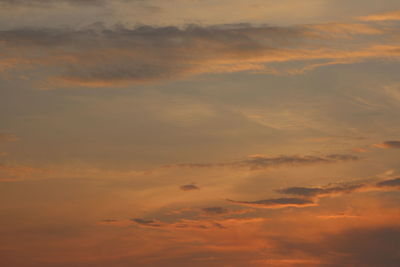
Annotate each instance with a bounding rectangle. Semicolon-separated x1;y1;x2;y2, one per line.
0;1;400;266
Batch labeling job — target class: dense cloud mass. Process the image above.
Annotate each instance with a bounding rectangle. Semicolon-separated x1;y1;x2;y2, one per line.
0;19;399;88
0;24;305;87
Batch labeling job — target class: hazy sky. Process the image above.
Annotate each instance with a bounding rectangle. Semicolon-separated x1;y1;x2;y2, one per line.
1;1;400;266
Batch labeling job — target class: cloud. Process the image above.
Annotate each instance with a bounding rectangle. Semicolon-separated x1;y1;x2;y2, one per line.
0;0;108;7
374;140;400;149
230;176;400;210
0;163;46;181
277;183;365;197
201;207;229;216
173;154;359;170
226;197;315;209
0;133;18;142
0;19;399;88
277;177;400;200
180;184;200;191
376;177;400;188
0;24;306;87
360;10;400;21
130;218;163;227
115;216;266;231
274;226;400;267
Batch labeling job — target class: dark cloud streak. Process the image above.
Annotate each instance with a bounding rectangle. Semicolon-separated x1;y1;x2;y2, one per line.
180;184;200;191
375;140;400;149
174;154;360;170
376;177;400;188
227;197;315;208
278;183;365;197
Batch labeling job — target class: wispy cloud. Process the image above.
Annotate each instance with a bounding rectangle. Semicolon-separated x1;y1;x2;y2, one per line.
172;154;359;170
109;216;266;231
0;133;18;142
201;207;229;215
277;183;365;197
227;197;316;209
360;10;400;21
229;177;400;209
131;218;163;227
0;0;108;7
0;163;46;181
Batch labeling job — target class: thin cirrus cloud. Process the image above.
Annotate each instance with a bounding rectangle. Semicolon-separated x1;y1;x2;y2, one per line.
121;217;265;230
172;154;360;170
0;15;399;88
130;217;223;230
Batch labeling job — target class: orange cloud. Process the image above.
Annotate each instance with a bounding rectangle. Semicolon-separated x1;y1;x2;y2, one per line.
0;133;18;142
374;140;400;149
360;10;400;21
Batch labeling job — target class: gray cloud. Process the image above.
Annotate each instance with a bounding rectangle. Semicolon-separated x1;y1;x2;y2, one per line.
230;176;400;210
376;177;400;188
131;218;162;227
0;24;306;87
1;21;398;88
277;183;365;197
180;184;200;191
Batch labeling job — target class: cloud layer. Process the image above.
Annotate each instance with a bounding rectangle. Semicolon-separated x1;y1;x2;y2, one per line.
1;17;399;88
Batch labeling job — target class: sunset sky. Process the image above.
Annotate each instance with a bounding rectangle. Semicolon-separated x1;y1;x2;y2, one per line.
1;1;400;266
